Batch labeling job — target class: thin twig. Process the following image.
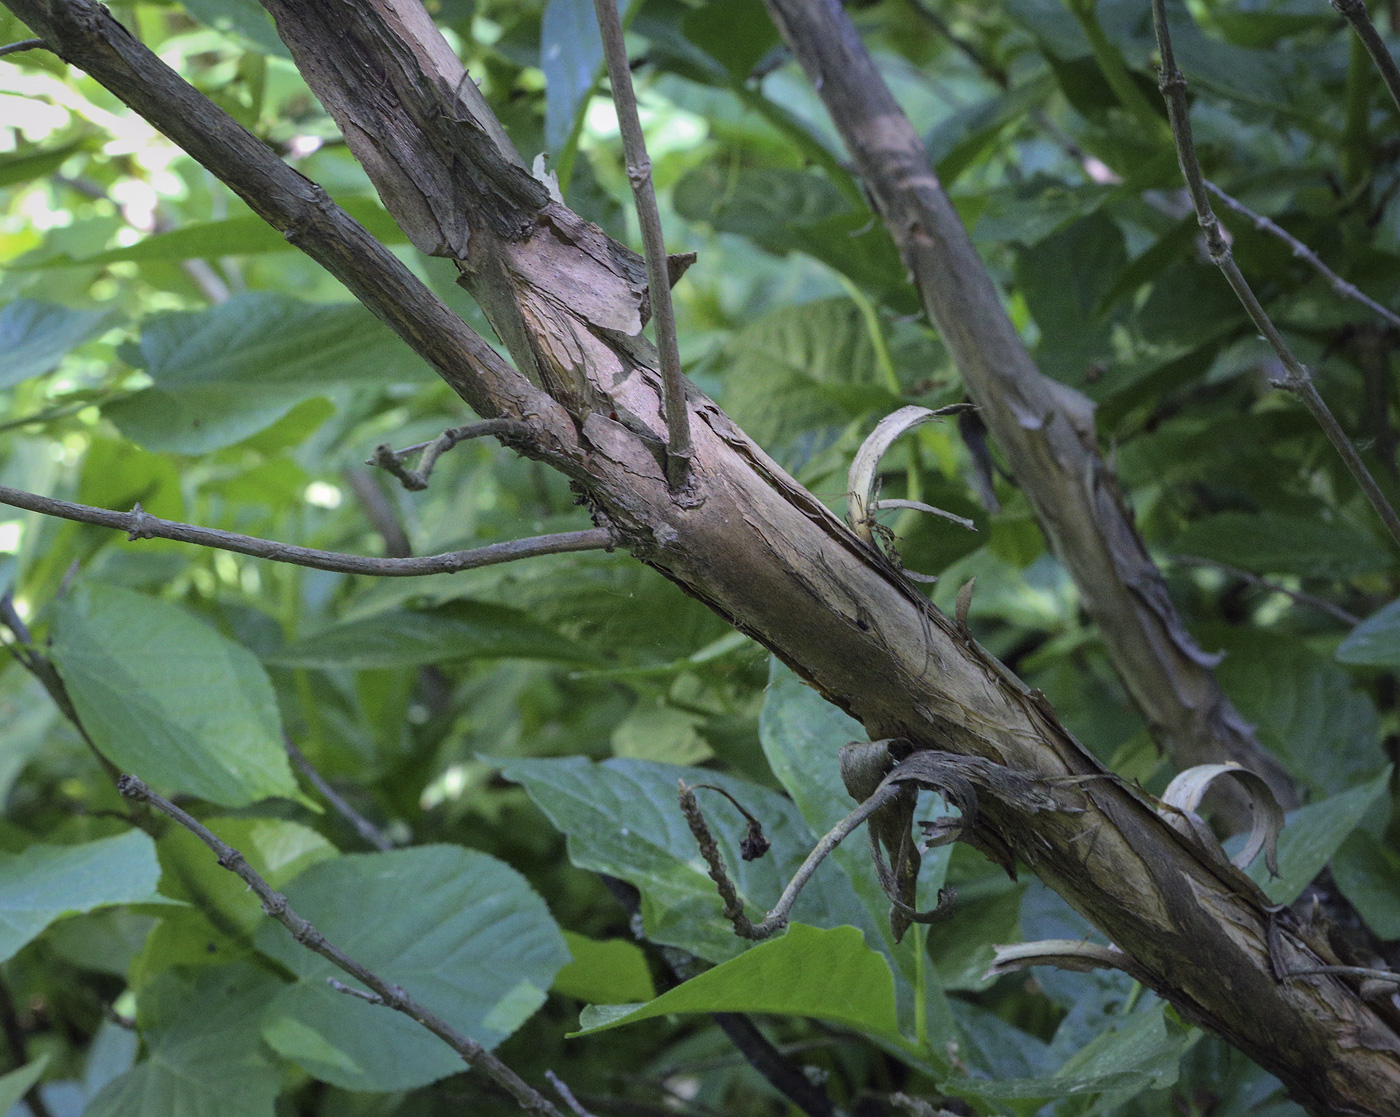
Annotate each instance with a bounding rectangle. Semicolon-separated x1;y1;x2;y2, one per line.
1174;556;1362;626
283;735;395;851
116;775;572;1117
369;418;534;491
591;0;693;492
1150;0;1400;550
1334;0;1400;113
0;485;615;577
1284;964;1400;985
710;1015;835;1117
1205;181;1400;331
0;37;44;59
677;777;902;940
545;1070;599;1117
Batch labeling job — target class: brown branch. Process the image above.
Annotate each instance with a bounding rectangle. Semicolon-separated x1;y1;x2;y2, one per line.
1151;0;1400;551
592;0;693;491
0;485;614;577
1174;556;1362;626
1334;0;1400;113
1205;181;1400;332
0;976;54;1117
369;418;534;491
116;775;573;1117
758;0;1297;811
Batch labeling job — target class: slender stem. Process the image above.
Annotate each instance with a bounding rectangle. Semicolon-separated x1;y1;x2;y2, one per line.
116;776;572;1117
283;736;394;851
1205;182;1400;331
1334;0;1400;113
591;0;693;491
545;1070;599;1117
0;485;614;577
1150;0;1400;550
1285;964;1400;985
1174;556;1362;626
710;1015;835;1117
0;976;55;1117
370;418;535;492
0;37;44;59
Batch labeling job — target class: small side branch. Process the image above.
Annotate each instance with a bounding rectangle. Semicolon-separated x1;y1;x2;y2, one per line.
678;777;903;940
1334;0;1400;114
284;736;395;851
117;776;572;1117
1205;181;1400;331
0;485;614;577
369;418;535;491
1150;0;1400;550
0;37;45;59
592;0;693;492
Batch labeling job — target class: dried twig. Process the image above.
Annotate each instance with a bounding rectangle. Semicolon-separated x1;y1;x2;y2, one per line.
1334;0;1400;114
369;418;534;491
1174;555;1362;626
283;735;395;851
0;485;614;577
545;1070;599;1117
1205;181;1400;331
116;775;573;1117
1150;0;1400;550
678;777;903;940
591;0;693;492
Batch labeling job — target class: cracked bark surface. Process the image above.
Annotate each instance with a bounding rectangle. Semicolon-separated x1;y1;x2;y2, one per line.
7;0;1400;1110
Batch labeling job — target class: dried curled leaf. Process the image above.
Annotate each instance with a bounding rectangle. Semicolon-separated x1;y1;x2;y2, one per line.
1159;762;1282;876
984;939;1139;981
847;405;972;545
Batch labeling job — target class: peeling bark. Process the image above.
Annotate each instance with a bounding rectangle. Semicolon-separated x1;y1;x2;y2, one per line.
8;0;1400;1110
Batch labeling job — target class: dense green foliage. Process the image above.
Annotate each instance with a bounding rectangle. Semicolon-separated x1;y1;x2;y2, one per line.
1;0;1399;1114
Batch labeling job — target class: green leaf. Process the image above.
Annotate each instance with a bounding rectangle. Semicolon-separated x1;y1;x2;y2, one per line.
572;924;903;1043
1213;632;1385;797
552;931;657;1004
0;299;118;389
1338;598;1400;667
681;0;779;81
105;293;431;454
0;1056;48;1112
0;831;160;963
136;818;338;981
266;600;594;669
27;198;406;267
1173;512;1392;579
0;141;85;188
180;0;290;57
85;964;285;1117
611;699;714;765
495;755;884;963
51;583;301;807
944;1002;1184;1105
1331;831;1400;940
1243;768;1392;905
256;845;568;1091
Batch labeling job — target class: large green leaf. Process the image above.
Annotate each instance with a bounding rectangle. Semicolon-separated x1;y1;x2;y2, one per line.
51;583;302;807
1338;598;1400;667
1331;831;1400;940
1242;768;1392;905
0;831;160;963
552;931;656;1004
1173;512;1392;579
496;755;885;963
85;964;285;1117
0;299;117;389
0;1056;48;1113
104;293;431;453
266;600;594;670
944;1002;1185;1107
573;924;903;1044
256;845;568;1091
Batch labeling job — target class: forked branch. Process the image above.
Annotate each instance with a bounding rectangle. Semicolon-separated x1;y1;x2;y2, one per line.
1151;0;1400;550
0;485;614;577
116;776;574;1117
370;418;535;491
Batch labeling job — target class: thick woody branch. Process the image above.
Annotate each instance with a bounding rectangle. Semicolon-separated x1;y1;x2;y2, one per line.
1151;0;1400;551
116;776;573;1117
0;485;613;577
592;0;693;491
758;0;1296;809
